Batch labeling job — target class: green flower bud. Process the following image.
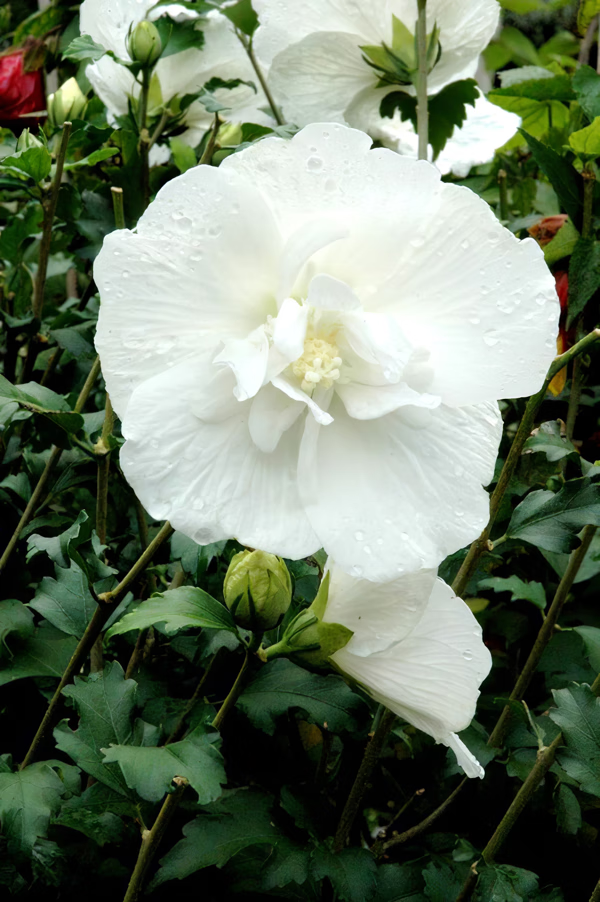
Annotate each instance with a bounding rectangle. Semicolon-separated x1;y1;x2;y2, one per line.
16;128;44;152
260;572;354;668
47;77;87;128
128;19;163;67
224;550;292;632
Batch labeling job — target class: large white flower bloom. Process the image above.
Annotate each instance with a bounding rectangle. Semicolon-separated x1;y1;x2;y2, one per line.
79;1;272;144
374;91;521;177
253;0;500;133
322;564;492;777
94;123;558;582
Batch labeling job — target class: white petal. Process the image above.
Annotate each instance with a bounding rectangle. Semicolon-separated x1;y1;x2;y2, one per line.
120;353;320;557
298;396;502;582
80;0;156;55
272;376;333;426
85;56;136;118
444;733;485;779
336;381;440;420
254;0;389;65
273;298;308;361
331;578;491;776
267;32;374;128
373;184;559;406
214;326;270;402
94;163;281;418
340;311;413;381
278;221;349;300
324;562;438;656
306;274;362;311
248;382;305;453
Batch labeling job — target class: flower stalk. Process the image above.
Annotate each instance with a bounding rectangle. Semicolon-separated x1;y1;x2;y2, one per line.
122;777;188;902
236;31;284;125
0;356;102;574
333;706;396;852
416;0;429;161
452;328;600;598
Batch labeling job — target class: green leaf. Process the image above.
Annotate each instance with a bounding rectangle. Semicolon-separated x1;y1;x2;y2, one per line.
171;532;227;581
573;626;600;671
489;96;569;141
101;727;226;803
523;421;578;463
154;18;205;57
519;130;582;225
506;480;600;553
29;562;96;639
0;147;52;183
428;79;479;158
62;35;107;63
543;218;580;266
14;5;67;42
478;575;546;610
572;65;600;121
53;784;128;846
0;203;43;261
221;0;259;36
312;847;377;902
150;789;280;887
63;147;119;171
422;862;462;902
474;863;539;901
170;136;196;173
54;661;137;796
0;763;71;853
0;624;77;688
549;683;600;797
106;586;236;639
0;599;35;657
569;117;600;159
492;75;575;103
261;837;311;890
238;658;366;735
578;0;600;37
27;509;92;568
555;783;582;834
0;376;84;434
375;863;427;902
567;236;600;325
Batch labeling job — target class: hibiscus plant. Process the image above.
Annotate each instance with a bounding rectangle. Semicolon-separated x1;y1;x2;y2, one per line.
0;1;600;901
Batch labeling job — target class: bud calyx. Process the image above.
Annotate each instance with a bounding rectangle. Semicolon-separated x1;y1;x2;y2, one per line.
224;549;292;632
361;15;441;87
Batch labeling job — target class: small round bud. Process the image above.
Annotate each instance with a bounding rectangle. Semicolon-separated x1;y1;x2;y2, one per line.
16;128;44;152
47;77;87;128
128;20;162;67
224;550;292;632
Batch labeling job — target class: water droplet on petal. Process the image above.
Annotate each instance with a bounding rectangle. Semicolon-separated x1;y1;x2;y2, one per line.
355;531;364;541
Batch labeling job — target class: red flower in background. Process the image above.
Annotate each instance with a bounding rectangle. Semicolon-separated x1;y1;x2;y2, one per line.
0;47;45;133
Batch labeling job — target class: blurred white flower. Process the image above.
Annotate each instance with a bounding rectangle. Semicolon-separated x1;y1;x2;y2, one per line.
253;0;500;133
323;564;492;777
79;1;272;145
375;91;521;177
94;123;558;581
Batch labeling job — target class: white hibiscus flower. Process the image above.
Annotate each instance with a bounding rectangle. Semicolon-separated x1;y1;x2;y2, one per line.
252;0;500;133
374;90;521;177
94;123;558;582
79;1;273;145
323;564;492;777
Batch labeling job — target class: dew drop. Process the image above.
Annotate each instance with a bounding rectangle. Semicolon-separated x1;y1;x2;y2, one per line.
354;530;364;541
461;239;470;250
463;649;473;661
351;564;363;577
363;545;372;555
483;329;500;347
307;155;323;171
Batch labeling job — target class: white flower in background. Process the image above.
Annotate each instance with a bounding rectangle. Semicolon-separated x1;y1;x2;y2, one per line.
79;1;272;145
94;123;558;582
323;564;492;777
252;0;500;133
374;91;521;177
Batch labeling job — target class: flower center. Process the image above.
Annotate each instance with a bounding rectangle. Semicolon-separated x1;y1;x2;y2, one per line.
292;337;343;395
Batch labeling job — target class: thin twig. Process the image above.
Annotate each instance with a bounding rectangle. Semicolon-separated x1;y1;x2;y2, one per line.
489;525;597;748
378;778;467;854
98;521;174;606
166;652;219;745
122;778;188;902
199;113;221;166
333;707;396;852
237;31;284;125
0;356;101;573
578;15;599;65
211;649;251;732
415;0;429;161
452;328;600;598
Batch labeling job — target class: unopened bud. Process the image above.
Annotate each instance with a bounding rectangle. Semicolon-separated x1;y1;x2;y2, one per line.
47;77;87;128
224;550;292;632
128;20;162;67
260;572;353;668
16;128;44;152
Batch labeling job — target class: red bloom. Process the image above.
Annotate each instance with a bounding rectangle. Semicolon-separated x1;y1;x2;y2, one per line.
554;270;569;311
0;49;45;132
527;214;569;247
548;271;570;397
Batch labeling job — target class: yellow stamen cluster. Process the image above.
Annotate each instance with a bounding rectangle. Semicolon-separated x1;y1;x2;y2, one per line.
292;337;342;394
